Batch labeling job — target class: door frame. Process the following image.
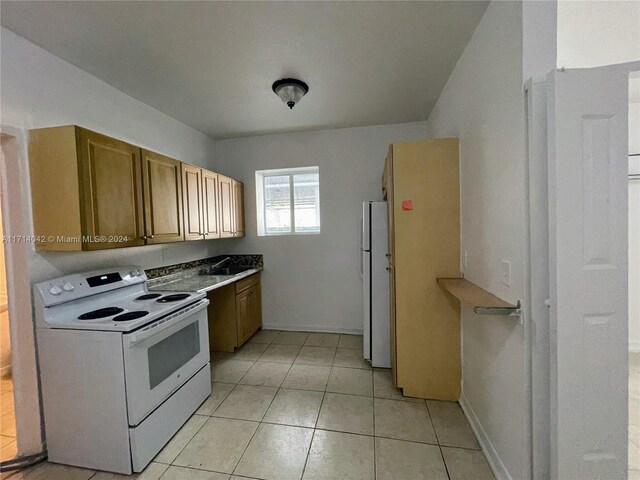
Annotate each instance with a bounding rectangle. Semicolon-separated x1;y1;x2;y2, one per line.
0;127;45;458
526;61;640;480
525;75;551;480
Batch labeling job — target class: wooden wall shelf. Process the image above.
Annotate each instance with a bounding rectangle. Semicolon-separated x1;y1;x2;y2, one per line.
437;278;521;316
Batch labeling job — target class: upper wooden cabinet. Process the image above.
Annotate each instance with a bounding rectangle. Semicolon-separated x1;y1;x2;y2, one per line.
218;175;235;238
233;180;245;238
202;170;221;239
219;176;245;238
141;149;184;244
182;165;224;241
182;164;204;241
30;126;146;250
29;125;244;250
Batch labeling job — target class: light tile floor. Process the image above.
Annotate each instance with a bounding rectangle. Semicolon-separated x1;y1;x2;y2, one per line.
3;330;497;479
3;335;639;480
630;352;640;480
0;375;16;463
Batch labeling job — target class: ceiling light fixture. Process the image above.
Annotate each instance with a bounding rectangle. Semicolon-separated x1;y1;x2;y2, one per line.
272;78;309;109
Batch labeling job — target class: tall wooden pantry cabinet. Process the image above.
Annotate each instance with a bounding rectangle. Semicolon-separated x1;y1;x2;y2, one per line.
382;138;461;400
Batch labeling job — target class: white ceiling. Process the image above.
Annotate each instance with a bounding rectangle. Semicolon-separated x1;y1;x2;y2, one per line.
1;1;488;139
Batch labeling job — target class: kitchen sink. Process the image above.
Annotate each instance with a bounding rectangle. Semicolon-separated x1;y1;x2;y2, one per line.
198;266;254;276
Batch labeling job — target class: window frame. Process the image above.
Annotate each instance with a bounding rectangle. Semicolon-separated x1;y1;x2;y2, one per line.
255;166;321;237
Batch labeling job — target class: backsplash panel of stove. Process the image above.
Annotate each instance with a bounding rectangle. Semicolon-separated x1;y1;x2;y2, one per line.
145;254;263;279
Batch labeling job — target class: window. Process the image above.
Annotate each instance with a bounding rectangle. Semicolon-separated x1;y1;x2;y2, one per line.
256;167;320;236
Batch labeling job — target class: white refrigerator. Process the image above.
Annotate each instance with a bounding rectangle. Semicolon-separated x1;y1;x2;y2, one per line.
361;201;391;368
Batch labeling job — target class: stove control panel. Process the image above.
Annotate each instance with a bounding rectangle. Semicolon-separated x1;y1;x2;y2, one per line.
49;285;62;296
34;266;148;306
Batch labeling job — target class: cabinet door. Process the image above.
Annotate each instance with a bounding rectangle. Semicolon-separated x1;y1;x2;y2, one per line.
77;128;145;249
218;175;235;238
181;164;203;241
233;180;245;237
141;150;184;244
235;288;253;346
250;282;262;334
236;285;261;346
201;170;220;239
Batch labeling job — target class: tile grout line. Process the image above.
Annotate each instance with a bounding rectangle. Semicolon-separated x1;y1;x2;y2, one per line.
227;400;262;477
300;427;317;480
300;389;327;479
424;397;454;479
229;367;288;478
161;461;251;477
165;407;215;467
439;445;453;480
180;352;256;475
373;392;377;480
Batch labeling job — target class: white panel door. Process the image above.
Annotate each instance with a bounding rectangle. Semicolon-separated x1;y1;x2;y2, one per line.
547;63;638;480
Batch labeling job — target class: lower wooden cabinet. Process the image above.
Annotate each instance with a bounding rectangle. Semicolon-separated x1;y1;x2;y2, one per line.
208;272;262;352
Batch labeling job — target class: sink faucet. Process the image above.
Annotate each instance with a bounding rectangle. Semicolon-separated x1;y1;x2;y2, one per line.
208;257;231;270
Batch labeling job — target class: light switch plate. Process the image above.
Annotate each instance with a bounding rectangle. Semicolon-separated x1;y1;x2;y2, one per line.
463;250;468;269
501;260;511;287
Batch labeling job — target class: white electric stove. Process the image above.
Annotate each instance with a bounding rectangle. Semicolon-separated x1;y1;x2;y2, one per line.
34;266;211;474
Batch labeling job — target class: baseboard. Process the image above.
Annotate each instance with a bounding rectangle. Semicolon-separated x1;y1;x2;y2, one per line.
630;341;640;353
459;393;512;480
262;323;363;335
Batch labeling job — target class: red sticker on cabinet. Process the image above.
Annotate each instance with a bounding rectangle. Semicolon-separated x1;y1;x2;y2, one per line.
402;200;413;210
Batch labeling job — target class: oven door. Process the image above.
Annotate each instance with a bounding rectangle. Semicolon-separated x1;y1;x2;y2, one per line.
122;299;210;426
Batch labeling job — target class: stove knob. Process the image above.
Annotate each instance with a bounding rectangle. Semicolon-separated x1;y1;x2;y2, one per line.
49;285;62;296
62;282;74;292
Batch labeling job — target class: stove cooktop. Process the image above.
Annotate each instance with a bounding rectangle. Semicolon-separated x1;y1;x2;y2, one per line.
156;293;191;303
78;307;124;320
135;293;163;301
112;311;149;322
41;288;206;332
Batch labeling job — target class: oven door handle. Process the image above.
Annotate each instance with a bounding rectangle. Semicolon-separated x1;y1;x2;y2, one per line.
123;299;209;347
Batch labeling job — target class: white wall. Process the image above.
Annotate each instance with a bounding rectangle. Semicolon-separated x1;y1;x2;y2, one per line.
630;92;640;352
425;1;556;478
557;0;640;68
215;122;428;333
0;28;223;283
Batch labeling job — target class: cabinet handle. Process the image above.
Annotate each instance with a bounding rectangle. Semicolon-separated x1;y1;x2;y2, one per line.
203;233;208;236
140;235;147;240
148;235;154;239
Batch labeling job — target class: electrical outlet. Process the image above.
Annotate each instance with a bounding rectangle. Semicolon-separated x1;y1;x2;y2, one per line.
462;250;468;269
501;260;511;287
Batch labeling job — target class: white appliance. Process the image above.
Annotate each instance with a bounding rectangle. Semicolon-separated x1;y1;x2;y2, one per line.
361;201;391;368
34;267;211;474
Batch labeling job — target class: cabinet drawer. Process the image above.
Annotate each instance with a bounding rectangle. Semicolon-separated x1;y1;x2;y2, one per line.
235;272;260;294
